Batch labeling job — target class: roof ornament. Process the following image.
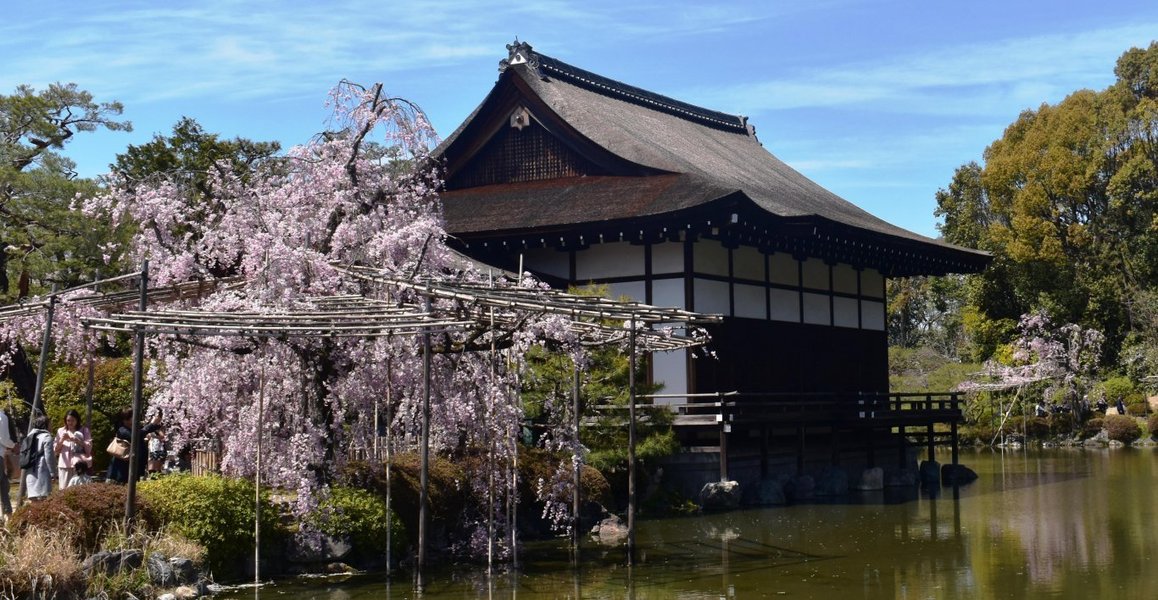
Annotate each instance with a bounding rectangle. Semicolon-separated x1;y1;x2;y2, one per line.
499;39;542;77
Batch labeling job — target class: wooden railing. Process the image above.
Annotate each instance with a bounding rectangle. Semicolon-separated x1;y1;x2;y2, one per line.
669;391;964;428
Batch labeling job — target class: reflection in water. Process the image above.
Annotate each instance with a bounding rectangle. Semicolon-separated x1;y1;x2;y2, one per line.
221;449;1158;599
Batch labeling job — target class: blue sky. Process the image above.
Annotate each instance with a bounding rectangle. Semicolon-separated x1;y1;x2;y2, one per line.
3;0;1156;238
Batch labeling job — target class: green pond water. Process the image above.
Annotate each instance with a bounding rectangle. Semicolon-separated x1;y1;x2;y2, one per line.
223;448;1158;599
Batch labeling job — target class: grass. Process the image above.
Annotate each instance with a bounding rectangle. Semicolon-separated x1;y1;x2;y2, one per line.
0;526;86;598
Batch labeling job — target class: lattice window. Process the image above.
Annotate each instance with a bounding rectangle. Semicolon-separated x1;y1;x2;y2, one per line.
449;121;606;188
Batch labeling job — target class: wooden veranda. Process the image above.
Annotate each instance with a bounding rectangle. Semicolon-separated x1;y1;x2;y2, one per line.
671;391;964;480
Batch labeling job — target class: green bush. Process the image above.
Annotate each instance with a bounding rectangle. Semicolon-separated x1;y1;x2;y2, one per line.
308;486;406;561
138;473;278;580
340;453;468;546
1126;402;1150;416
1094;376;1137;404
1082;417;1104;439
1148;413;1158;437
1103;414;1143;445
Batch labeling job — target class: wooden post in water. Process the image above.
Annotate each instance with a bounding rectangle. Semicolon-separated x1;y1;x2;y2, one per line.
572;364;581;562
831;426;841;466
897;425;907;468
254;357;265;585
796;426;806;474
417;299;432;587
718;419;728;481
951;421;959;466
626;313;637;565
760;426;769;478
384;360;393;577
925;395;935;463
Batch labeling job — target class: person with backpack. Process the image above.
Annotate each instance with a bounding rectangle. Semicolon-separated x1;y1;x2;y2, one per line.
0;407;15;515
21;413;54;501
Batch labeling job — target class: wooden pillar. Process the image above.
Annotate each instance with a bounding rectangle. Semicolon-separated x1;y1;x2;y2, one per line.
897;425;906;468
19;287;57;508
626;316;637;566
951;421;959;466
417;298;432;586
796;426;805;474
125;261;148;525
830;426;840;466
760;427;769;478
572;365;581;562
719;422;729;481
926;422;935;463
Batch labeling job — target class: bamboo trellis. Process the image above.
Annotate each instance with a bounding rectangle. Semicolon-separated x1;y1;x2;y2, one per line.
3;264;723;576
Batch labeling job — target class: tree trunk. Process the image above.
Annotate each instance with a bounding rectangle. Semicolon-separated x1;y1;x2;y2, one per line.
0;339;36;411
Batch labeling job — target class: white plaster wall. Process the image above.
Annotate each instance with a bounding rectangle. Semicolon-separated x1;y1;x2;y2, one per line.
802;258;829;290
802;292;831;325
861;300;886;330
693;240;729;276
652;278;686;309
862;269;884;298
833;296;859;328
607;280;646;303
733;246;764;281
769;253;797;286
651;241;684;275
733;283;766;319
769;288;801;322
524;247;569;279
651;350;687;407
575;242;644;280
693;278;730;315
832;263;858;294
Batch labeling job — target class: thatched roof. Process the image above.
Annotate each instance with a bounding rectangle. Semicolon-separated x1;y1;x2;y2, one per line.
435;42;989;277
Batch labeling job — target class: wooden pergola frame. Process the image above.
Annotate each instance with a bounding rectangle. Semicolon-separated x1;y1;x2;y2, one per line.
2;263;721;578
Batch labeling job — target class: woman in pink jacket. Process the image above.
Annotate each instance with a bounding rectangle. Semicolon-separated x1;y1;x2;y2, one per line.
53;409;91;490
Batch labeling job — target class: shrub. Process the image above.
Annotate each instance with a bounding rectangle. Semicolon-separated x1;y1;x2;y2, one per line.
991;416;1044;440
1103;414;1143;445
7;483;146;552
1148;413;1158;438
1094;376;1136;404
1022;416;1051;439
7;498;87;549
1126;402;1150;417
1082;417;1104;439
308;486;406;561
138;472;278;580
341;453;468;544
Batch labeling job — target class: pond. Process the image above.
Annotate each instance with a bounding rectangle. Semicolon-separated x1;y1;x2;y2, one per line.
223;448;1158;599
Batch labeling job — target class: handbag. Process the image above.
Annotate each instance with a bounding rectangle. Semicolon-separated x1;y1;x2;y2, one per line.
106;438;132;460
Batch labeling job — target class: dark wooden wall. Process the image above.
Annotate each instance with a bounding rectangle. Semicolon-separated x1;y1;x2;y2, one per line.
694;318;888;394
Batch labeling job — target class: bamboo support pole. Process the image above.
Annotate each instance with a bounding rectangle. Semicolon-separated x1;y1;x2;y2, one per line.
125;261;149;525
626;315;637;565
18;287;56;508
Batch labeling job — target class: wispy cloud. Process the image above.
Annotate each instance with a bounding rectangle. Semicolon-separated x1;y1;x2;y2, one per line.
686;22;1158;117
2;0;865;104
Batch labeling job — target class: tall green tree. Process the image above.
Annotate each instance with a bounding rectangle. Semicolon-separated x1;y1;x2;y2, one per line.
0;83;131;298
935;42;1158;366
107;117;281;275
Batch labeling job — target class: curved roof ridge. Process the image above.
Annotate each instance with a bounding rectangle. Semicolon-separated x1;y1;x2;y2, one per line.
500;41;749;134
